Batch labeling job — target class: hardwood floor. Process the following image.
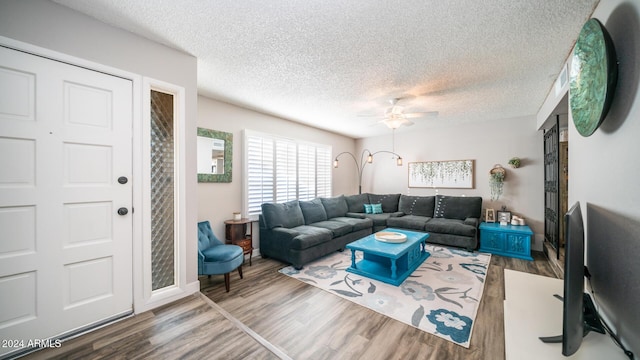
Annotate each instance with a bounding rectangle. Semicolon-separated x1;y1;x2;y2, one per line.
21;251;556;360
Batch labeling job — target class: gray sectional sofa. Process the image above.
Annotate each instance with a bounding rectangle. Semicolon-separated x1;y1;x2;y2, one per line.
259;193;482;269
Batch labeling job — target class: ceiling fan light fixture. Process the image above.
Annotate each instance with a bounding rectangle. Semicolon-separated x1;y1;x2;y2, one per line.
384;118;404;129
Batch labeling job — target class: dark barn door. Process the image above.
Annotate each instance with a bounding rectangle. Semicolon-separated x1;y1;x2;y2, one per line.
544;118;560;258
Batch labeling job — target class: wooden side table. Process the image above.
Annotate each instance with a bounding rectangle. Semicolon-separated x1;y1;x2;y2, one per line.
224;218;255;265
479;222;533;261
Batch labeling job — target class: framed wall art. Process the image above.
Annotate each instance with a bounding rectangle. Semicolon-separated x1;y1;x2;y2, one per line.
408;160;474;189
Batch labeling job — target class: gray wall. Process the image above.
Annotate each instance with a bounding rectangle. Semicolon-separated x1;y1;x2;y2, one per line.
356;116;545;249
572;0;640;354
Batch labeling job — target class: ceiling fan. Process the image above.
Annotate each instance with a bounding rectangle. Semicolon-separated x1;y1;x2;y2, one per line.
361;98;438;129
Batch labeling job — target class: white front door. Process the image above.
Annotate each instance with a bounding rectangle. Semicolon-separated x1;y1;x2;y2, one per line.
0;46;133;356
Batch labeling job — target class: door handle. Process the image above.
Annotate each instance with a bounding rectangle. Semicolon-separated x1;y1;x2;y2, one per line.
118;176;128;184
117;207;128;216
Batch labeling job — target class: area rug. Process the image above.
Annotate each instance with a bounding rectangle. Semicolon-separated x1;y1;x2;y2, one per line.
279;244;491;348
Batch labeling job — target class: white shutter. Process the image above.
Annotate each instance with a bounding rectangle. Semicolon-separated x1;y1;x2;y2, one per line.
316;146;332;198
275;139;297;203
246;135;274;216
297;144;316;200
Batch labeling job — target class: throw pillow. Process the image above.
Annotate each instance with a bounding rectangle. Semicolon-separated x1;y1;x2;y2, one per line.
371;203;383;214
364;204;373;214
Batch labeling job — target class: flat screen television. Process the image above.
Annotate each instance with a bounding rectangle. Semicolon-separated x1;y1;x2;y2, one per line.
540;201;605;356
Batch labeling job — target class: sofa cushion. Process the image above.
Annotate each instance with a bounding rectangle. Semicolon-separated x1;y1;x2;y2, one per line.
386;214;430;231
345;193;369;213
299;199;328;225
321;195;349;218
362;213;391;227
289;225;333;250
368;193;401;213
398;195;435;217
346;212;366;219
262;200;305;229
309;220;353;237
364;204;373;214
434;195;483;220
424;218;477;237
331;216;373;232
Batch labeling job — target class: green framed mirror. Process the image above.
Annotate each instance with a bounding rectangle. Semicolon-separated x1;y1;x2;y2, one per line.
197;127;232;182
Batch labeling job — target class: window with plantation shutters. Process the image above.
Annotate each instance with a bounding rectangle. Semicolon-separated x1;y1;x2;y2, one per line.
243;130;332;217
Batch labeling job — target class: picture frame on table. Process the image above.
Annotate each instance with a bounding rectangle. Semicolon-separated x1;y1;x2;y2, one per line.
485;209;496;223
497;211;512;224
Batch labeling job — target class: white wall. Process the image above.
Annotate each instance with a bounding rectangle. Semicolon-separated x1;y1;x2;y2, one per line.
197;96;356;250
568;0;640;354
0;0;199;309
357;116;545;249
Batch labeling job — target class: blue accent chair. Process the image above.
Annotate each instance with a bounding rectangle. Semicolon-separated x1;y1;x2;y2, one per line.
198;220;244;292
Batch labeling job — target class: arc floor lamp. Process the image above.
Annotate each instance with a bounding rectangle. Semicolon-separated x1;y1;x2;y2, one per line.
333;149;402;194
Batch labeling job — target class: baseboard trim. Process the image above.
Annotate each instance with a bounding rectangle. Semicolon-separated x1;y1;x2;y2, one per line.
135;281;201;314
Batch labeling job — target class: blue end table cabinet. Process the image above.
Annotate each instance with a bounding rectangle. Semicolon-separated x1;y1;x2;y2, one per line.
479;222;533;261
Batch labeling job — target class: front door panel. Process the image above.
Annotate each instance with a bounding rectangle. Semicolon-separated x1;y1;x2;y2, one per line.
0;46;133;356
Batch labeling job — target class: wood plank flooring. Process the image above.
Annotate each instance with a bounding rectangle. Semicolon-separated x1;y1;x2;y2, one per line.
21;251;556;360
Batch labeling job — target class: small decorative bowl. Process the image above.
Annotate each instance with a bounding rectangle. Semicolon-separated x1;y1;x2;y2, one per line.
375;232;407;243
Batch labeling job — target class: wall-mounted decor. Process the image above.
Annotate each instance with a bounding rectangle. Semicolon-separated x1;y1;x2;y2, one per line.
489;164;506;201
197;127;232;182
508;157;521;168
408;160;474;189
569;18;618;137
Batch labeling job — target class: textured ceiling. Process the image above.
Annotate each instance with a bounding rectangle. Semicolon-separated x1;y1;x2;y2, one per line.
53;0;598;138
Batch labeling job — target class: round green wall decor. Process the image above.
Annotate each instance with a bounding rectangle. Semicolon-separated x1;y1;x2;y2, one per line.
569;18;618;137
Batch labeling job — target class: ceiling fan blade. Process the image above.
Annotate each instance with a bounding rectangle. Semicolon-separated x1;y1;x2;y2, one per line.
403;111;439;119
367;119;388;127
357;113;382;117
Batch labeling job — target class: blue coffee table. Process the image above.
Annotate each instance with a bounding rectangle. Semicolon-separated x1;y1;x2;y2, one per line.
346;228;430;286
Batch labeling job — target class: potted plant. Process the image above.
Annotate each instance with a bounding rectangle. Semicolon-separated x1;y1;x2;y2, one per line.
489;165;506;201
508;157;521;168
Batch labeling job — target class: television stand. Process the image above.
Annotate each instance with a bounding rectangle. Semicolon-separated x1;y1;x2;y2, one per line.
503;269;627;360
539;293;606;344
